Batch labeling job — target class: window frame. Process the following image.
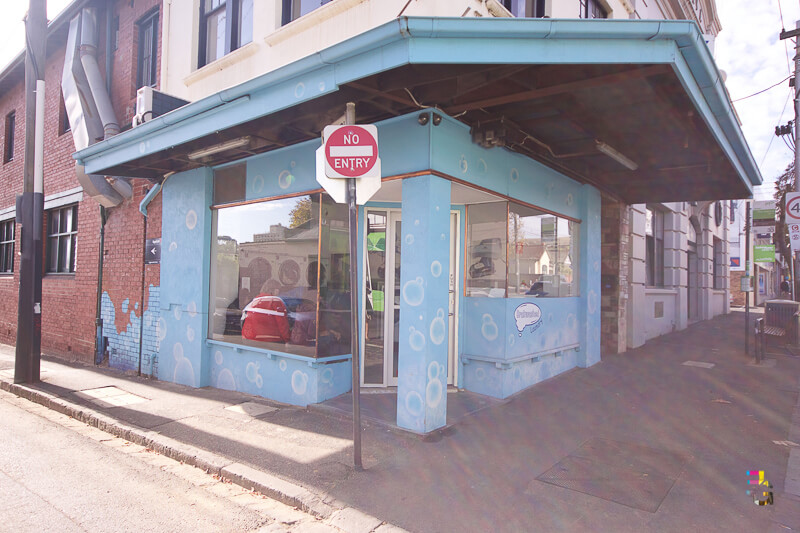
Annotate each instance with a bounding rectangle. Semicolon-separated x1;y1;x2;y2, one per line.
502;0;546;18
208;191;352;359
712;237;724;290
4;111;15;164
46;205;78;275
198;0;252;68
58;93;71;136
281;0;334;26
0;219;14;274
645;206;665;288
466;199;580;299
579;0;608;19
136;9;159;89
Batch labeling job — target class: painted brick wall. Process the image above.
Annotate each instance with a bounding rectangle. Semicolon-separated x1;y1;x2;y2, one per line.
0;0;162;363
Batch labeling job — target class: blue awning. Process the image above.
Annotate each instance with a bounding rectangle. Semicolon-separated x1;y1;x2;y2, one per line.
74;17;761;203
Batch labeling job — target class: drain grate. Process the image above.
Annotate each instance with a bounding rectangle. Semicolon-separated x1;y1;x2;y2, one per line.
537;438;691;513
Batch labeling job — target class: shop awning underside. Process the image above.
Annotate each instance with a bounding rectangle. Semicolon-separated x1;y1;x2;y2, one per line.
75;18;761;204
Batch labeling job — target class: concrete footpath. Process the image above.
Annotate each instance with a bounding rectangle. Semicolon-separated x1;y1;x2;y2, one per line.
2;311;800;532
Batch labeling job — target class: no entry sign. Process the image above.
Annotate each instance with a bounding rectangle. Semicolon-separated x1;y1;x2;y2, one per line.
323;125;379;179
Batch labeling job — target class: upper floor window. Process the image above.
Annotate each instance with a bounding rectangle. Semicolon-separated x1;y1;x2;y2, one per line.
137;10;159;89
502;0;546;18
0;219;14;274
579;0;607;19
645;206;664;287
46;205;78;274
58;94;71;136
199;0;253;68
282;0;334;25
4;111;15;163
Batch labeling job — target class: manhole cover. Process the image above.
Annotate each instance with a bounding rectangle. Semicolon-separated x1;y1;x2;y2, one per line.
537;438;691;513
75;386;148;408
224;401;277;417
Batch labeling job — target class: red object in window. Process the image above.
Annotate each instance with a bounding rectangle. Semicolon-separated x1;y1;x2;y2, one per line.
241;295;291;343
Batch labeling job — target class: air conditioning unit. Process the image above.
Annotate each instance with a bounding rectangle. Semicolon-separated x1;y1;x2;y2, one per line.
132;86;189;128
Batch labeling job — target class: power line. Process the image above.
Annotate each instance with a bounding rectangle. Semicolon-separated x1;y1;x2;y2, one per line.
778;0;793;74
732;75;792;102
761;89;793;167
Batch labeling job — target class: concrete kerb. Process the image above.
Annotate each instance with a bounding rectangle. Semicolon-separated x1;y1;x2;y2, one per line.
0;378;342;521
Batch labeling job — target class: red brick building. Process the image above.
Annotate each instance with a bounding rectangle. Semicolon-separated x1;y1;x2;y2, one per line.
0;0;162;364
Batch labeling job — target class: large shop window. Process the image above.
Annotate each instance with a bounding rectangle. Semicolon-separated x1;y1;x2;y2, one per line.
466;201;579;298
209;193;351;358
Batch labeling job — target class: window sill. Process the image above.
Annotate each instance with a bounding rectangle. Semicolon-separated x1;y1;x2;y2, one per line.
184;41;261;87
0;273;13;278
44;272;76;278
644;287;677;295
205;338;351;368
264;0;368;47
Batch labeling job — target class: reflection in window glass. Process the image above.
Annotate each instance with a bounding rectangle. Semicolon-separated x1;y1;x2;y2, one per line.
318;196;352;357
466;202;507;297
238;0;253;46
209;193;351;358
508;205;579;297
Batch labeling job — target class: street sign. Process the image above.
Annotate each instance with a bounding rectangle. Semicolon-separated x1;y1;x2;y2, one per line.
323;125;379;179
754;244;775;263
316;146;381;205
790;223;800;253
752;200;776;229
145;238;161;264
787;192;800;223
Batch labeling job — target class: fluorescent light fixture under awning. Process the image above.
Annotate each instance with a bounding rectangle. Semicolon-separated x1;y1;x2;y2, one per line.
188;136;251;160
596;141;638;171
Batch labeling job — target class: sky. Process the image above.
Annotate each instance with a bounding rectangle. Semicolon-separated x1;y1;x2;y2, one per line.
0;0;796;202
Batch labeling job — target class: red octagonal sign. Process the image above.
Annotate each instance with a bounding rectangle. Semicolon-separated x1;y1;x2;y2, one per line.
324;125;379;179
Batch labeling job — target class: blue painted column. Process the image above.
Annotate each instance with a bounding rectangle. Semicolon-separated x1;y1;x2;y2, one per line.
578;184;602;367
159;167;214;387
397;175;451;433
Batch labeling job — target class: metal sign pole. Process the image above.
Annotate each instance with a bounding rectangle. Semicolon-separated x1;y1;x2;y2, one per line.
745;201;751;356
344;102;363;471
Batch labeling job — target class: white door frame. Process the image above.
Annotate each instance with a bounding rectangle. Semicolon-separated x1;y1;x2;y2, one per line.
448;210;461;387
359;207;460;388
361;208;401;387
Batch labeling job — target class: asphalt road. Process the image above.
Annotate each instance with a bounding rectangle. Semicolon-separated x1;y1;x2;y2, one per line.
0;389;319;533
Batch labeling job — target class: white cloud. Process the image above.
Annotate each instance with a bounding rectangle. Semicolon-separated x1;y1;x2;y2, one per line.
716;0;800;199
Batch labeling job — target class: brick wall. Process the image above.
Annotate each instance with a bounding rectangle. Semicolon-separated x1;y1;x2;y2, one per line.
600;197;630;356
0;0;162;363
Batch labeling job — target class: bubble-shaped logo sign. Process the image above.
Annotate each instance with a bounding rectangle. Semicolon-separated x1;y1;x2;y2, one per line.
514;303;542;336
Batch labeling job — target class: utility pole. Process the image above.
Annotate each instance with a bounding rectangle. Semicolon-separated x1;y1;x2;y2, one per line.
780;21;800;301
15;0;46;384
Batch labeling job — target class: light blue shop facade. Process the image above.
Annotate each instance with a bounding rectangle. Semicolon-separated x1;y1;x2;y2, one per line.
75;18;761;434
